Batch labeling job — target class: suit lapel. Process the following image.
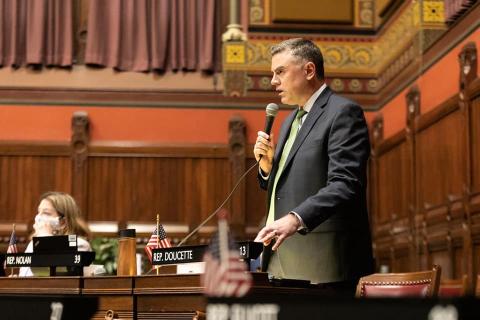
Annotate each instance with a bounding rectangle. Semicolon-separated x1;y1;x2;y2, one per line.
281;87;332;175
268;110;296;195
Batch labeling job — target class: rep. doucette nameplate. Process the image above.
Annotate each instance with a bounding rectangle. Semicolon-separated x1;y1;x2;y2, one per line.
151;241;263;265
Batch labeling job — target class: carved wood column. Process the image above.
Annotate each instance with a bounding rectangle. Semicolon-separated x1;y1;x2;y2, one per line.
229;115;246;237
406;85;420;271
222;0;248;97
458;42;477;291
71;111;90;217
370;113;383;269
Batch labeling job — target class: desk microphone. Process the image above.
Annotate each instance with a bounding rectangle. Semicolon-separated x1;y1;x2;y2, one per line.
176;103;279;246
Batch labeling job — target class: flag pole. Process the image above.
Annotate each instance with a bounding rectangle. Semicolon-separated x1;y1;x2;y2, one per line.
156;214;160;275
10;223;15;276
218;211;229;268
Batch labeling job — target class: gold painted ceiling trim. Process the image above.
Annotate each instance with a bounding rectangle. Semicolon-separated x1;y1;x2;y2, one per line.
225;1;445;75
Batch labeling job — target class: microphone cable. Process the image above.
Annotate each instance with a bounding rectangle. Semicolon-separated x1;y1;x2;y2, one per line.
177;160;260;247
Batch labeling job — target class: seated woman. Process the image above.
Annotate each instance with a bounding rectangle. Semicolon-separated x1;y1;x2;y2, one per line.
19;191;91;277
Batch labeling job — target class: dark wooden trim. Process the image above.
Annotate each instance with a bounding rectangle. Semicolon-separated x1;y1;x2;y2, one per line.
88;142;229;158
0;87;274;109
0;141;70;155
466;73;480;99
415;95;459;133
374;130;405;156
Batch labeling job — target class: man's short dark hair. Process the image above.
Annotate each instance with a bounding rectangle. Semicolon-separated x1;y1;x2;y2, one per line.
271;38;324;80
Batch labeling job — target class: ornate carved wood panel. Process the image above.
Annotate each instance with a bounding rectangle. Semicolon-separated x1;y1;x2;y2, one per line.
370;42;479;290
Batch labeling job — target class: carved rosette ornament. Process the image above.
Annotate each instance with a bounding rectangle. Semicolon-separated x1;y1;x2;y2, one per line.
71;111;89;167
458;42;477;92
228;115;246;234
406;85;420;131
71;111;90;211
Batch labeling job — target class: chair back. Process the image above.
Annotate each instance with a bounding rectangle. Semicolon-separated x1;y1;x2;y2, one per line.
439;275;468;297
355;265;441;298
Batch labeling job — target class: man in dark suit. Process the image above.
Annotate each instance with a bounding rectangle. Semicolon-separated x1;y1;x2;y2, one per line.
254;38;373;295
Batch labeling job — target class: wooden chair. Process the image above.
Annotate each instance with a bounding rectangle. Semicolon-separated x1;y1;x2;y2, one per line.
439;275;468;297
355;265;441;298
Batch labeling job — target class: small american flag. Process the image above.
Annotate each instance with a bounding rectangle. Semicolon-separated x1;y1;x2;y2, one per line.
144;225;171;263
201;213;252;297
7;229;17;254
4;228;18;269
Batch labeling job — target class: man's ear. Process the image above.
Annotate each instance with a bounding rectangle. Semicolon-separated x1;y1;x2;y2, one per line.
304;62;316;80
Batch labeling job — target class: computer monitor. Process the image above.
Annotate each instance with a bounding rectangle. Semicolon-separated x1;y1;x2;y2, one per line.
32;235;78;254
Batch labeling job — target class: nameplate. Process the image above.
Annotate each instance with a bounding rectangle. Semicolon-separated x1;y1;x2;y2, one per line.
207;297;480;320
5;252;95;268
152;241;263;265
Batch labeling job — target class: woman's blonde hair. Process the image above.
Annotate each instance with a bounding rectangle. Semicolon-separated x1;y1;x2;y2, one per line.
39;191;90;238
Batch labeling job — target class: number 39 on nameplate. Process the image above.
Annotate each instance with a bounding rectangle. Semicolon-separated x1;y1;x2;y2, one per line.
74;254;81;264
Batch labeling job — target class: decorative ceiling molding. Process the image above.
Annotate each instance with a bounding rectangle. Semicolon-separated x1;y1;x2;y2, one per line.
224;0;456;109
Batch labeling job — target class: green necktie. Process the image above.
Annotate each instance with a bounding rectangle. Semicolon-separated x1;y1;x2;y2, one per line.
266;109;307;225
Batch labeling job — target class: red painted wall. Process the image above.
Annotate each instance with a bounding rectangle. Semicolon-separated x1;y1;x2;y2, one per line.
0;105;292;144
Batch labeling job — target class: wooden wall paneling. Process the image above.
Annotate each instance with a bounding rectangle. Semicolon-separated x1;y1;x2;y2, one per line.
415;107;464;218
471;94;480;205
0;152;72;223
406;85;420;271
391;243;410;272
374;240;393;272
376;138;409;227
368;41;479;280
376;130;413;272
85;144;233;243
416;105;464;274
71;111;90;216
244;156;266;238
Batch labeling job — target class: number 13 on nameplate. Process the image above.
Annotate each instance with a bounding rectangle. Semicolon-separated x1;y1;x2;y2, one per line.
239;245;247;257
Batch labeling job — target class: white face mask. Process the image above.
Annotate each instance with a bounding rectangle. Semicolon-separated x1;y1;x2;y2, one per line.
34;213;61;235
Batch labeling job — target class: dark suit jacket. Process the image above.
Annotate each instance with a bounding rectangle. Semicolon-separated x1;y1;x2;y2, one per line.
259;87;373;284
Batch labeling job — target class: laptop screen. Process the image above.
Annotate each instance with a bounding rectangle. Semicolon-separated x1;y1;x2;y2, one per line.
32;235;78;254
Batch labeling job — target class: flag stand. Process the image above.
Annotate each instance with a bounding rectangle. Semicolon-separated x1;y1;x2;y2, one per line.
9;224;16;277
156;214;160;276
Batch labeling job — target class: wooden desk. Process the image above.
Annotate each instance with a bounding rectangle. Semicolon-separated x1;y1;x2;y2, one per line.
0;273;318;320
83;276;134;320
0;276;82;295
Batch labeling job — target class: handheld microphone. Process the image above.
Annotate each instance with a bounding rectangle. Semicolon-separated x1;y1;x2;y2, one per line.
264;103;279;136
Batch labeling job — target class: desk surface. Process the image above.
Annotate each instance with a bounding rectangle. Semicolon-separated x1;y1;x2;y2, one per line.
0;272;315;320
